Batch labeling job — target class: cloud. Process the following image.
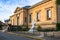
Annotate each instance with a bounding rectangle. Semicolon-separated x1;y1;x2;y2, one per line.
0;0;42;22
28;0;42;5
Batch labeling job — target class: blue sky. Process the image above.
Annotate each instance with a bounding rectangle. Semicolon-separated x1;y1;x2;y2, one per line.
0;0;42;22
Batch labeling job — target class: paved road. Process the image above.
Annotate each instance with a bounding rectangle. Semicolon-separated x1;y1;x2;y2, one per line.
0;32;33;40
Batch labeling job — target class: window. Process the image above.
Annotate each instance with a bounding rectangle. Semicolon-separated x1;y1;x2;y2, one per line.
36;12;40;21
17;17;19;25
13;19;14;25
11;20;12;25
12;19;14;25
29;14;32;23
47;9;51;20
11;20;13;25
25;17;27;22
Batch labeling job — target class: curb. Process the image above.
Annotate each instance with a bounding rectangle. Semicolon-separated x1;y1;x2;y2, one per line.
7;32;45;40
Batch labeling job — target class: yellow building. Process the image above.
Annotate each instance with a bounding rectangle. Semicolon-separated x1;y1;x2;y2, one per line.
10;0;60;29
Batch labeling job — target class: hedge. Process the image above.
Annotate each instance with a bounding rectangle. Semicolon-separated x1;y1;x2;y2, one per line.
56;0;60;5
56;23;60;31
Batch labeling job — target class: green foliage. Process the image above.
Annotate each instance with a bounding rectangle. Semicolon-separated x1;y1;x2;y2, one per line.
23;26;30;31
56;0;60;5
0;24;2;30
43;28;55;32
8;25;22;31
56;23;60;31
8;25;30;31
37;25;55;32
17;26;22;31
37;25;42;31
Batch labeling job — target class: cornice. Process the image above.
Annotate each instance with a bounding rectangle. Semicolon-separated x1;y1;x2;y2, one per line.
10;15;15;18
14;7;22;13
14;7;28;13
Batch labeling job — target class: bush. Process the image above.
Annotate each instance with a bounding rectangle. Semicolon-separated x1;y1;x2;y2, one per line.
56;0;60;5
23;26;30;31
8;25;22;31
9;26;16;31
37;25;42;31
0;24;2;30
37;25;55;32
43;28;55;32
0;26;2;30
56;23;60;31
8;25;30;31
17;26;23;31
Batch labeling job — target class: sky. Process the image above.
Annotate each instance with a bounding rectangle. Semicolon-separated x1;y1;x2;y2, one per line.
0;0;42;22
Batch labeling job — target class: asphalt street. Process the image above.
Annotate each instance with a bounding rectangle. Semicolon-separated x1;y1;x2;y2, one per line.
0;32;33;40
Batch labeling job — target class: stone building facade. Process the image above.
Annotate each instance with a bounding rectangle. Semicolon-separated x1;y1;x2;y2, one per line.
10;0;60;29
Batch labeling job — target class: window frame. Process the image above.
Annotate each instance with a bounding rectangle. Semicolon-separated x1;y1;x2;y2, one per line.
47;9;51;20
36;12;40;21
29;14;32;23
24;17;27;22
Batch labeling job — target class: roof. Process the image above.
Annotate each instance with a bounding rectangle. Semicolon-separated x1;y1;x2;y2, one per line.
23;6;31;9
15;0;51;9
14;0;51;11
14;7;21;13
10;0;51;18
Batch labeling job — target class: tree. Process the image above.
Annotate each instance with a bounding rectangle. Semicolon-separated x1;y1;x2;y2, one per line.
56;0;60;5
56;23;60;31
0;24;2;30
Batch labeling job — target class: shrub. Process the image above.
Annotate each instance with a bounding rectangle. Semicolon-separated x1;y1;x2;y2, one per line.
37;25;42;31
0;24;2;30
56;0;60;5
8;25;22;31
23;26;30;31
43;29;54;32
8;25;30;31
17;26;22;31
56;23;60;31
